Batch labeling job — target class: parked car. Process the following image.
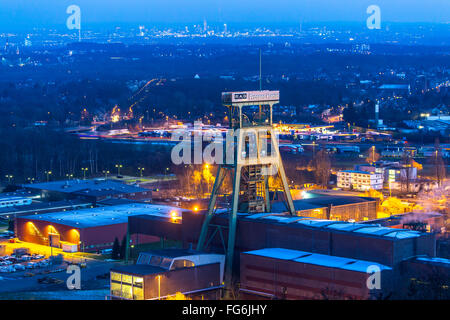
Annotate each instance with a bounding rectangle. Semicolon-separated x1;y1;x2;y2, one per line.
13;264;25;271
100;249;112;255
0;265;15;273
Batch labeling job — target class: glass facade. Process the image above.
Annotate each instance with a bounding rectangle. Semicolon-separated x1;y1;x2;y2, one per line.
110;272;144;300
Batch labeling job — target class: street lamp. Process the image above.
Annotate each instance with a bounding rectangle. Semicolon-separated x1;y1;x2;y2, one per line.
164;167;170;179
115;164;123;176
138;167;145;177
102;170;110;179
5;175;13;183
45;171;52;182
65;173;74;180
81;167;88;180
26;177;35;184
156;275;162;300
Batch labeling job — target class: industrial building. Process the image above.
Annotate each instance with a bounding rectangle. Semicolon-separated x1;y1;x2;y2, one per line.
115;89;449;300
0;199;91;219
22;179;151;204
123;209;450;299
15;203;188;252
240;248;393;300
110;249;224;300
0;196;32;208
355;161;418;184
363;211;445;233
271;195;379;221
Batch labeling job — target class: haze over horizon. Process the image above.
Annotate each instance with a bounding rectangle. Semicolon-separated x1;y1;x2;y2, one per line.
0;0;448;31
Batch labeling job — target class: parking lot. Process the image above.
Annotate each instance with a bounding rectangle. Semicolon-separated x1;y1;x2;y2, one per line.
0;252;51;274
0;239;122;298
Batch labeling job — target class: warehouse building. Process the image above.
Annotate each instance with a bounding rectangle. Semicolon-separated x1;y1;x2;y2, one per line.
110;249;224;300
240;248;393;300
22;179;151;204
126;209;449;299
271;195;379;221
16;203;188;252
179;212;435;268
0;199;91;220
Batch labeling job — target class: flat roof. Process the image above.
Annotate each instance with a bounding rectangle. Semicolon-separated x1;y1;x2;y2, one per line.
138;249;200;259
0;196;30;202
111;264;165;276
339;170;377;175
19;203;188;229
416;257;450;266
234;213;424;240
271;201;325;212
271;195;377;213
378;84;410;90
364;211;443;227
23;179;147;195
0;199;91;216
244;248;392;273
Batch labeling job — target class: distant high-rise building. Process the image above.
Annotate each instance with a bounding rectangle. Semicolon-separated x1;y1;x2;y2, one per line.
224;23;227;34
24;35;32;47
203;18;207;33
4;37;9;52
139;26;145;37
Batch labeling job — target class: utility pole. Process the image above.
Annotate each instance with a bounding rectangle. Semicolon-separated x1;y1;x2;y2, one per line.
259;48;262;91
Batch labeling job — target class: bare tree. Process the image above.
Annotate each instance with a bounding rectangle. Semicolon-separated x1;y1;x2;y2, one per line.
309;149;331;187
366;146;380;164
433;139;446;186
401;152;413;193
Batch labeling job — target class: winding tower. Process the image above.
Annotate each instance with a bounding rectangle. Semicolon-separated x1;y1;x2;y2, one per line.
196;90;295;291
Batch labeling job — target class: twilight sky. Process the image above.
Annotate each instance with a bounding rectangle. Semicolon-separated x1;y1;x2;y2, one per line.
0;0;448;30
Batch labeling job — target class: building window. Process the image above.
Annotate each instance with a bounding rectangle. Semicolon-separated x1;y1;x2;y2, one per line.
111;272;144;300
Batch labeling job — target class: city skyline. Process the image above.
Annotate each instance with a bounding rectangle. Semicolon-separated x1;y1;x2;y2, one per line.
0;0;448;32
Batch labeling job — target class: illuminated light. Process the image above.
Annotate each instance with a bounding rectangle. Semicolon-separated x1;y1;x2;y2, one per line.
47;225;59;235
170;210;181;222
193;206;199;212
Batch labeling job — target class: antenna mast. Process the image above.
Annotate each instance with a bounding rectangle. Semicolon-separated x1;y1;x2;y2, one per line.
259;48;262;90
